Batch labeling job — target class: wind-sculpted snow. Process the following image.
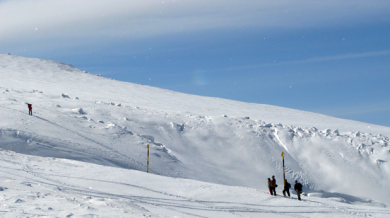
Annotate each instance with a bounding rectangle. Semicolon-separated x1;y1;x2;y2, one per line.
1;54;390;216
1;151;389;217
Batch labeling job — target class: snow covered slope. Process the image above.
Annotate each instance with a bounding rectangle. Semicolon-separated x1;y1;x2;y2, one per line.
1;54;389;135
1;150;389;217
1;53;390;216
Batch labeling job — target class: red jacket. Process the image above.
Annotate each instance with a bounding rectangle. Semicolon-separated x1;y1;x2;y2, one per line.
28;104;32;110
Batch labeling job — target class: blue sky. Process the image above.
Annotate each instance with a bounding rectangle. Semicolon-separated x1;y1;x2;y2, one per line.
1;0;390;127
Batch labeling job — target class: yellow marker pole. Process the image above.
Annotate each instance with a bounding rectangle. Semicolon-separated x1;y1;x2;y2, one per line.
281;152;285;187
147;145;149;173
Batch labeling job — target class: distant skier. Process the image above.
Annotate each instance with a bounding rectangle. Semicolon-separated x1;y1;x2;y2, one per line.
294;180;303;201
270;175;277;196
283;179;291;197
28;103;32;116
267;178;272;195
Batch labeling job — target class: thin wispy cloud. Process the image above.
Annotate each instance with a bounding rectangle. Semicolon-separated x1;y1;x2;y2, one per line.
285;50;390;65
205;50;390;73
1;0;389;44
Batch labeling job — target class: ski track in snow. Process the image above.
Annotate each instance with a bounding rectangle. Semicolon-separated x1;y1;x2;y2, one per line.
1;151;388;217
1;105;147;171
0;152;386;217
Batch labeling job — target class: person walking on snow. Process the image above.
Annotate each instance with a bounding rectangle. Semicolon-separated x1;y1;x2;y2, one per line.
28;104;32;116
270;175;277;196
267;178;272;195
294;180;303;201
283;179;291;197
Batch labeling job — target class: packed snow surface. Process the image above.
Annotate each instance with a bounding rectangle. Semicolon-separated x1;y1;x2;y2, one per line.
1;53;390;217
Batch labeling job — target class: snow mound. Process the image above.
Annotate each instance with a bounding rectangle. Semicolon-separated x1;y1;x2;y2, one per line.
71;108;87;114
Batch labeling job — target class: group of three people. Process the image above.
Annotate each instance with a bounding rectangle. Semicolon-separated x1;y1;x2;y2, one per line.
267;175;303;200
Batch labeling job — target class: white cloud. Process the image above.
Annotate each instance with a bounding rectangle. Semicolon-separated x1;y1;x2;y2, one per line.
1;0;389;44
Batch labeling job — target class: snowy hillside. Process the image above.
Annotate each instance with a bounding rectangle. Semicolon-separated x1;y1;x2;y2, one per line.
1;53;390;216
2;150;390;217
1;150;389;217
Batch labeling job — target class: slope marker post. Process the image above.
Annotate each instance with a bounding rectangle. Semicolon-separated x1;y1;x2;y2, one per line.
281;152;285;187
147;144;149;173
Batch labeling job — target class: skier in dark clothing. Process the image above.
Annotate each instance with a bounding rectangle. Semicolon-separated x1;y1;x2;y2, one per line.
28;104;32;116
270;175;277;196
267;178;272;195
283;179;291;197
294;180;303;201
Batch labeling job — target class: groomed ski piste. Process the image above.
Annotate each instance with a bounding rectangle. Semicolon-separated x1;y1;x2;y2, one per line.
1;53;390;217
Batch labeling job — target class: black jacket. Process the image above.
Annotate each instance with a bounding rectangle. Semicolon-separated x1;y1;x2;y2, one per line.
294;183;303;192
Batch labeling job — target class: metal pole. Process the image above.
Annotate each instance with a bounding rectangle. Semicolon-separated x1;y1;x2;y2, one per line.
281;152;285;187
147;144;149;173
